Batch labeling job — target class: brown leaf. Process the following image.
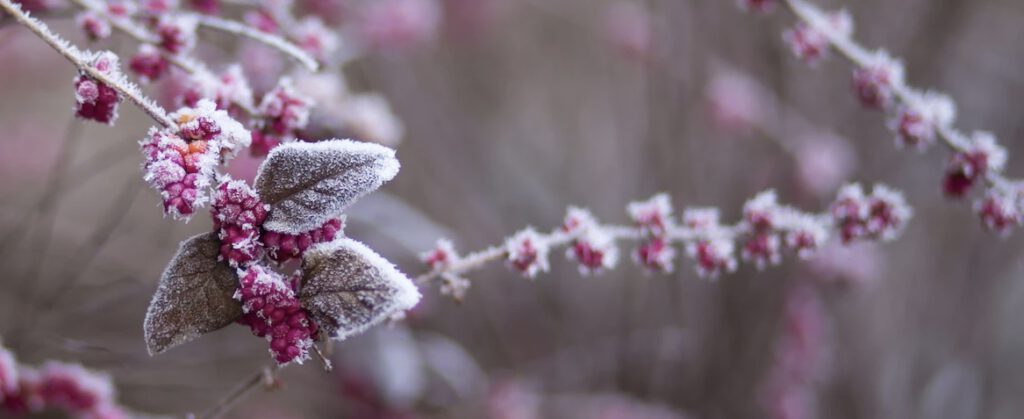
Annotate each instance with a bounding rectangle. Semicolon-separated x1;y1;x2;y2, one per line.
255;139;400;234
144;232;243;355
300;238;421;340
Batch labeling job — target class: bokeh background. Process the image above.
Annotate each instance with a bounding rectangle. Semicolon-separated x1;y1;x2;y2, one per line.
3;0;1024;417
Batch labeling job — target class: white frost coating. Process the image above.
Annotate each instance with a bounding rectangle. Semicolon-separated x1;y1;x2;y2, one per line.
172;99;252;157
504;227;551;278
304;238;422;341
256;139;401;234
197;14;320;71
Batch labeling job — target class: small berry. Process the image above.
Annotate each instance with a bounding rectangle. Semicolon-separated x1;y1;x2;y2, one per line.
742;232;782;269
289;17;340;62
156;15;198;55
36;363;115;414
261;218;344;263
975;189;1021;236
889;92;955;150
744;190;781;232
784;215;829;258
851;50;904;109
943;132;1006;198
421;238;459;271
505;228;550;278
76;11;111;42
628;193;674;238
129;44;169;83
634;237;676;273
258;78;313;136
74;52;122;125
782;10;853;65
685;238;736;278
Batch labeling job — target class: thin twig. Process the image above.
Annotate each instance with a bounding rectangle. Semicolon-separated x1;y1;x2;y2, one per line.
780;0;1017;194
311;344;333;371
196;15;319;72
65;0;204;74
195;365;281;419
0;0;176;128
412;220;758;286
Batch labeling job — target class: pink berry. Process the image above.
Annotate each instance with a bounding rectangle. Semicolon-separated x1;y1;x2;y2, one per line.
234;266;318;365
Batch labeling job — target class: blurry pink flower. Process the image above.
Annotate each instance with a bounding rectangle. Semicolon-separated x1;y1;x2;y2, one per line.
442;0;502;39
488;379;541;419
706;71;766;132
358;0;441;51
603;1;653;63
793;134;856;197
806;241;882;285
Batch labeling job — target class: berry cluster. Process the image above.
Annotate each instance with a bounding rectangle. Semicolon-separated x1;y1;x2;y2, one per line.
756;0;1024;235
74;52;122;125
562;207;619;275
0;344;128;419
140;99;250;219
251;78;313;156
628;194;677;273
504;228;551;279
234;266;318;365
421;184;911;301
211;180;268;266
830;184;912;243
262;218;344;264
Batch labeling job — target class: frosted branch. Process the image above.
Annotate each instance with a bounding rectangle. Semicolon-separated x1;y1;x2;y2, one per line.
777;0;1018;195
415;183;911;301
66;0;203;74
196;15;320;72
0;0;175;128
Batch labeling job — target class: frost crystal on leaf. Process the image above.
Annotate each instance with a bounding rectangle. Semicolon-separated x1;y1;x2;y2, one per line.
255;139;400;233
144;232;243;355
299;238;422;341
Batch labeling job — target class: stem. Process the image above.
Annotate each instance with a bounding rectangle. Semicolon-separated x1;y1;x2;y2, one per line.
195;365;281;419
196;15;319;72
0;0;176;128
413;219;781;286
780;0;1017;193
66;0;203;74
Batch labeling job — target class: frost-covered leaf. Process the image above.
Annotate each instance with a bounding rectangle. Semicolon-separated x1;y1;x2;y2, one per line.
255;139;400;234
144;232;243;355
299;238;421;340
